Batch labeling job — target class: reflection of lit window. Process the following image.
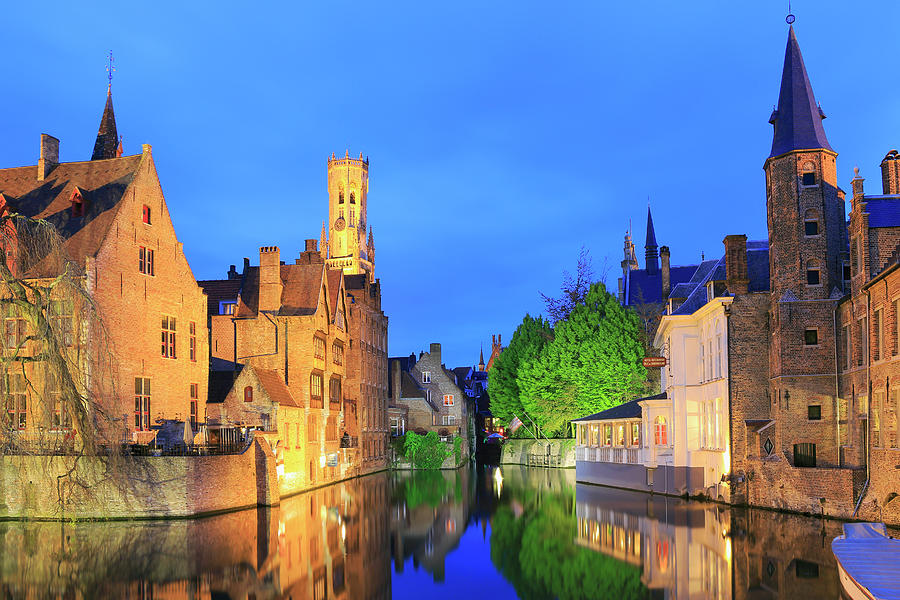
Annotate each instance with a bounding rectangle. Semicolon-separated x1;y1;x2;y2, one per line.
446;519;456;533
657;540;670;572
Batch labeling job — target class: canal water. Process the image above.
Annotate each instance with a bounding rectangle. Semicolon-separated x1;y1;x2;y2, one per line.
0;464;845;599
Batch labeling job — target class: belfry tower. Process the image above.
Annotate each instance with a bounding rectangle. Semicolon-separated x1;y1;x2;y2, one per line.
326;150;374;276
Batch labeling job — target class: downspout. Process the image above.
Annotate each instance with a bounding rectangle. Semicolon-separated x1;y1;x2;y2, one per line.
724;301;733;503
833;305;841;462
853;289;871;517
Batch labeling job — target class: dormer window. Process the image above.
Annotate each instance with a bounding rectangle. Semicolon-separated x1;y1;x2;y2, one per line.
71;189;84;217
142;204;151;225
706;281;726;302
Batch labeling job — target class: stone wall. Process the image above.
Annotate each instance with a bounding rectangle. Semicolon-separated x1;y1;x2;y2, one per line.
500;439;575;467
0;437;277;519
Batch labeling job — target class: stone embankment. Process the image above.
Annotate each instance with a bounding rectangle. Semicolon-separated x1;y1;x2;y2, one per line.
500;439;575;468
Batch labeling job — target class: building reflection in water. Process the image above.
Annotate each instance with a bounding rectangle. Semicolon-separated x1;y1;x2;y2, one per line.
0;466;847;599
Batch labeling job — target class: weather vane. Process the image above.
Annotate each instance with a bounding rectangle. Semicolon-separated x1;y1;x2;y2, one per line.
786;0;795;24
106;51;115;90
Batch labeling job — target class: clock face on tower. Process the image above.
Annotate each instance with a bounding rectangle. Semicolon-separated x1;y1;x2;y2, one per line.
334;218;346;231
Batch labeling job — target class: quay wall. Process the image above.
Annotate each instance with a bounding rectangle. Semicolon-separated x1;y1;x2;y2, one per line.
500;439;575;467
0;438;278;520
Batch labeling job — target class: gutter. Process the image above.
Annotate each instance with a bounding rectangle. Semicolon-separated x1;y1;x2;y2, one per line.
724;301;734;502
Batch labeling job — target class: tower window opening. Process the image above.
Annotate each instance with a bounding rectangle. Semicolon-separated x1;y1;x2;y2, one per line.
803;210;819;236
806;259;821;286
804;328;819;346
339;191;344;204
801;172;817;186
350;192;355;204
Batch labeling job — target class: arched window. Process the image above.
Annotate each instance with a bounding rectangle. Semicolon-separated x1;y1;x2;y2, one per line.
338;191;344;204
804;209;819;236
806;259;822;286
244;386;253;402
350;192;355;204
654;416;668;446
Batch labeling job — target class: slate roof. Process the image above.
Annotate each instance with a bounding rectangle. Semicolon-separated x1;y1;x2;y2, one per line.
208;370;238;404
864;197;900;228
624;264;700;305
571;392;666;422
198;278;242;317
670;241;770;316
92;90;119;161
0;154;143;277
769;26;833;158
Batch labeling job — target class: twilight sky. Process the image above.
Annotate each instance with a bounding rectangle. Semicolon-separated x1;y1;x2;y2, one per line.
2;2;899;368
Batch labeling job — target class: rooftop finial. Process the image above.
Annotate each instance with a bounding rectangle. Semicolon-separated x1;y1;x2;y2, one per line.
786;0;795;24
106;51;115;92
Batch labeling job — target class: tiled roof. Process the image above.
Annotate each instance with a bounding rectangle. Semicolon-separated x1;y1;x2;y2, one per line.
571;392;666;422
326;269;343;317
255;368;299;408
769;26;833;158
0;155;143;277
236;263;324;317
344;273;367;291
864;197;900;228
198;278;242;317
209;370;237;404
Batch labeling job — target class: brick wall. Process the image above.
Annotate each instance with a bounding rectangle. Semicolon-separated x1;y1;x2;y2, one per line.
0;437;277;519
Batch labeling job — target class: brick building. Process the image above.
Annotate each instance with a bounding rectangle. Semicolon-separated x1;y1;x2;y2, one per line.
0;87;209;444
200;241;353;493
323;152;390;474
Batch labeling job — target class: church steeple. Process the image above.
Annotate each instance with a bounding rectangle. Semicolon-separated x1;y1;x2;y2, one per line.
478;346;485;372
320;221;328;260
91;88;119;160
645;205;658;274
768;26;832;158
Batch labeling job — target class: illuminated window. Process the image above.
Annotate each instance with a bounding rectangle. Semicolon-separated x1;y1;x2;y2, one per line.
443;394;454;406
654;416;668;446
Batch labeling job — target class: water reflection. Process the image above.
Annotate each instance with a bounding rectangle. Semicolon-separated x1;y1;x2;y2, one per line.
0;465;844;599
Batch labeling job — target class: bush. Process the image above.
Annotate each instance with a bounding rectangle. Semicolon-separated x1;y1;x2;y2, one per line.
453;436;463;466
403;431;450;469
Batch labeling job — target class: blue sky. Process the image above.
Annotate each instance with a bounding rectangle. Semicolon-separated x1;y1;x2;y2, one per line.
2;2;899;368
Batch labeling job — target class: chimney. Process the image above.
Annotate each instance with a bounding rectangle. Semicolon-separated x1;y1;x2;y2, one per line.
243;257;250;273
305;239;317;253
391;360;401;402
37;134;59;181
429;343;441;362
723;235;749;295
227;264;238;279
258;246;282;312
660;246;671;299
881;150;899;195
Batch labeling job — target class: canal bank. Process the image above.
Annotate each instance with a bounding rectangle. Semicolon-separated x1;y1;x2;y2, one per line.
499;438;575;467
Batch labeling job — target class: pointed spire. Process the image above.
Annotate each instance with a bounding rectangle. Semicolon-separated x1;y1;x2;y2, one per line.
478;346;485;371
91;88;119;160
768;26;833;158
320;221;328;259
367;226;375;263
645;204;659;274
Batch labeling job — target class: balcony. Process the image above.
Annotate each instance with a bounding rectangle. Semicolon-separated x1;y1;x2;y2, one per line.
576;445;645;465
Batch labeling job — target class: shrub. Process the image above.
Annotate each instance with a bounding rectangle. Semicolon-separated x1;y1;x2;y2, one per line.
404;431;450;469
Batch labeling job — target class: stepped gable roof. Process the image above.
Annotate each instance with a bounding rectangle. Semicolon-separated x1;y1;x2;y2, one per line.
255;368;299;408
670;242;770;316
92;90;119;160
0;154;143;277
864;197;900;228
571;392;666;422
624;264;699;305
236;262;324;317
769;26;833;158
197;278;242;317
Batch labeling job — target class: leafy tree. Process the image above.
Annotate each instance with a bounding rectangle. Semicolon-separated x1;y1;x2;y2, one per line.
402;431;450;469
518;282;647;435
488;314;553;431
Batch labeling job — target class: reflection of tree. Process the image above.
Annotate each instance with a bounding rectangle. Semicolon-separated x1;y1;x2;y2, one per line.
393;470;462;510
490;481;645;600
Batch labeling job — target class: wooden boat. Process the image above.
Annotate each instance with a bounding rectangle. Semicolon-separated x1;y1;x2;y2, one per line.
832;523;900;600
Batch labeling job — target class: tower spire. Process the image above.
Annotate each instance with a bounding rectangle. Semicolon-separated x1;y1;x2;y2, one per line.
478;346;485;371
92;52;119;161
320;221;328;259
768;25;832;158
645;204;659;274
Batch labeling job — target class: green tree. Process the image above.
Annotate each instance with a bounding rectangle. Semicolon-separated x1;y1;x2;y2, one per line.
518;282;647;435
488;314;553;431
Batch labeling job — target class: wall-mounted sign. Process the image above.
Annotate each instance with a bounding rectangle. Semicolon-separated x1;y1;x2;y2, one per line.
642;357;667;368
